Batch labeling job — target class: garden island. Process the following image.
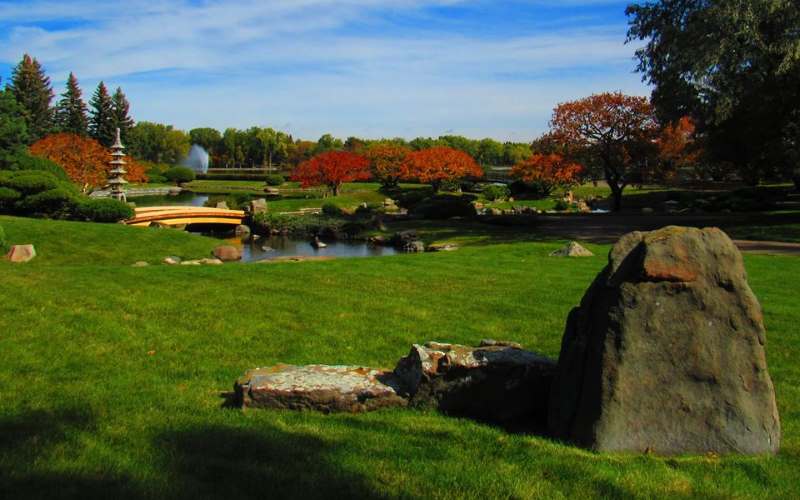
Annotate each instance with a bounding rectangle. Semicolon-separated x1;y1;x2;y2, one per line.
1;1;799;499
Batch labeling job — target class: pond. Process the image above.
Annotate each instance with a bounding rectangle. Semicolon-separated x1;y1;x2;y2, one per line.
210;234;398;262
133;192;210;207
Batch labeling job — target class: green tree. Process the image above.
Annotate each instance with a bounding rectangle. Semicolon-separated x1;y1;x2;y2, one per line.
89;82;116;147
503;142;532;165
627;0;800;184
0;87;30;166
476;138;504;166
127;121;190;164
313;133;343;154
189;127;222;156
7;54;54;142
112;87;134;144
55;73;88;136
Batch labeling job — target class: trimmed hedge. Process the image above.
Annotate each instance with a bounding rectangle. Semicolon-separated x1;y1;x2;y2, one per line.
164;166;196;184
265;174;285;186
3;172;64;196
16;187;79;217
0;223;6;252
5;153;70;181
0;187;21;210
410;194;477;219
76;198;134;223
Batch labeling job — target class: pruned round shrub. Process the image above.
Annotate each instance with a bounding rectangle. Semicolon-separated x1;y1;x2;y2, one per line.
321;202;342;216
482;184;510;201
6;152;69;181
265;174;284;186
76;198;134;223
2;171;63;195
0;187;21;211
554;199;570;211
410;194;478;219
164;166;196;184
16;187;79;217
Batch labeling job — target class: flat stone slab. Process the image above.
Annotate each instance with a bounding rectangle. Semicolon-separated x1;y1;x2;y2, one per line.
234;364;406;413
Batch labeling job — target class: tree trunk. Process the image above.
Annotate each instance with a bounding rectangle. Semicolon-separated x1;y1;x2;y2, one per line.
610;186;623;212
431;180;441;193
331;183;340;197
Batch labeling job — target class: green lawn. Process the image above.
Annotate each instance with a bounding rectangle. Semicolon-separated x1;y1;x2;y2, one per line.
1;216;799;498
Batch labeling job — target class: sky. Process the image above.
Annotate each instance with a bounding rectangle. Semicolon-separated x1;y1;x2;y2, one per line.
0;0;649;142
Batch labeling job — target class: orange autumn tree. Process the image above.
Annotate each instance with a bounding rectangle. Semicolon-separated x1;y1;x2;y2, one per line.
654;116;701;183
550;92;658;211
364;143;410;188
291;150;370;196
401;146;482;192
30;133;147;193
511;153;583;196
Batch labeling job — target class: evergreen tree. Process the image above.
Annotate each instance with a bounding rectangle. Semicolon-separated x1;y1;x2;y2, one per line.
7;54;54;142
111;87;134;144
89;81;115;146
55;73;88;135
0;86;30;165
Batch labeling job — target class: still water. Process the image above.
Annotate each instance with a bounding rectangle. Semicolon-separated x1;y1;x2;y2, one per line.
131;192;397;262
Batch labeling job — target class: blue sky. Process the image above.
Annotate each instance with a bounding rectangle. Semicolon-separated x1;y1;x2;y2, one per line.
0;0;648;141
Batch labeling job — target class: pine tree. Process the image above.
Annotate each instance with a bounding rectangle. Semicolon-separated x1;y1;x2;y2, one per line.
7;54;54;143
55;73;88;135
111;87;134;144
89;81;115;147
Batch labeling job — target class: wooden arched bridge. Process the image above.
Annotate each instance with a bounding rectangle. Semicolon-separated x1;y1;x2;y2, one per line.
125;206;245;227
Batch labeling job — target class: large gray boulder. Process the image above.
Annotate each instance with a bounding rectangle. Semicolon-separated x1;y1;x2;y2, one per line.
234;364;406;413
549;226;781;455
394;341;556;425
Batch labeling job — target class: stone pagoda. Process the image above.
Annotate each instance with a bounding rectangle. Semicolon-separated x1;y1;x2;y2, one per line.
108;128;128;202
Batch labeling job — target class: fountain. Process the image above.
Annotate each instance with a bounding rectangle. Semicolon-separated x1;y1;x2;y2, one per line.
182;144;210;174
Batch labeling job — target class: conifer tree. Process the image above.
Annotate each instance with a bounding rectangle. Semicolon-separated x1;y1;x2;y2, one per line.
55;72;88;135
7;54;54;142
89;81;115;146
112;87;134;144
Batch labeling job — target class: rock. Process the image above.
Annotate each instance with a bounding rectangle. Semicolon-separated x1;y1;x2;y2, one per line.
403;240;425;253
426;243;459;252
200;258;224;265
549;241;594;257
250;198;268;215
577;201;591;213
234;364;407;412
168;187;182;195
132;261;149;267
5;244;36;263
181;260;202;266
368;235;387;246
163;256;181;265
264;187;281;198
310;236;327;249
548;226;781;455
216;201;229;210
479;339;523;349
641;207;654;214
235;224;251;239
489;208;503;216
213;245;242;262
394;342;557;425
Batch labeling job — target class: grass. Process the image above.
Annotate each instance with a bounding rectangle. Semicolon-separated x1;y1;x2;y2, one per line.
1;215;799;498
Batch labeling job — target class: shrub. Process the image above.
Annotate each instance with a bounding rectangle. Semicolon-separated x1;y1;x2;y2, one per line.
410;194;478;219
16;187;79;217
147;174;167;184
3;152;69;181
0;223;6;252
164;166;196;184
321;202;343;216
2;171;63;196
76;198;134;223
554;199;570;211
265;174;285;186
0;187;21;211
482;184;510;201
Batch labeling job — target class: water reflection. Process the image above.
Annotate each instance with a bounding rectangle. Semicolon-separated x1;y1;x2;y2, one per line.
133;192;209;207
216;235;397;262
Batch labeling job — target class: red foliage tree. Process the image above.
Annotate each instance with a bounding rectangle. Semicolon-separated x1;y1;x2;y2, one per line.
511;153;583;196
365;144;410;188
291;150;370;196
401;146;483;192
654;116;701;183
30;133;147;193
550;92;658;211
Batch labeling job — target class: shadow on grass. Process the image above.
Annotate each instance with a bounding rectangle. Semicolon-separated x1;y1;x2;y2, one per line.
0;408;142;500
155;424;388;500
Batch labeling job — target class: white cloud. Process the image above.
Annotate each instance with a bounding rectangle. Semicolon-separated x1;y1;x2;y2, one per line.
0;0;647;140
